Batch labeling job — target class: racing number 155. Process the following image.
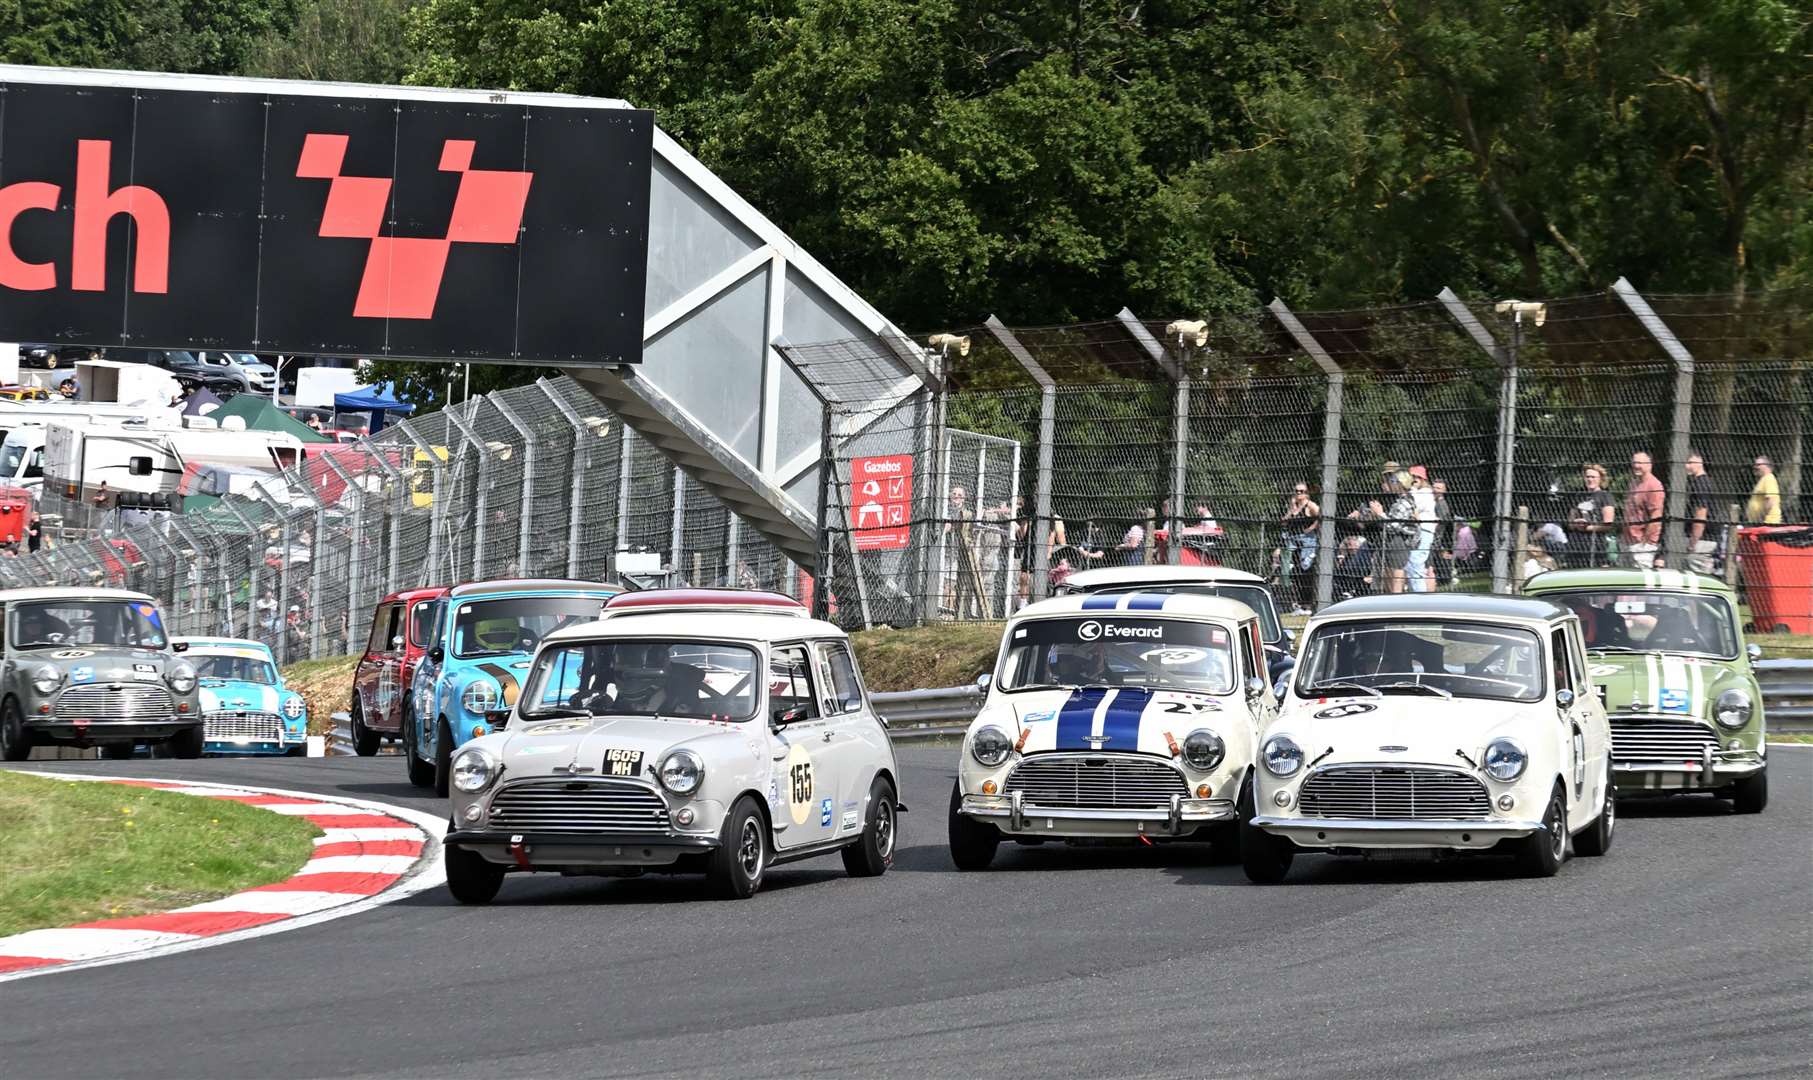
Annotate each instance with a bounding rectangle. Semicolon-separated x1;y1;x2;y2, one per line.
790;762;813;804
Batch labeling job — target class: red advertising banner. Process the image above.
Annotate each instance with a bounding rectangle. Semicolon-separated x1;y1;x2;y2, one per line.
849;454;913;550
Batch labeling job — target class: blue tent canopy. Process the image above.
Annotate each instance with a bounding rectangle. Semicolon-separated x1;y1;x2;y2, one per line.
333;382;416;432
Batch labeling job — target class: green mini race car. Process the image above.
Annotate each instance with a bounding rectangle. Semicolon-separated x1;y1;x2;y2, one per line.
1524;568;1766;813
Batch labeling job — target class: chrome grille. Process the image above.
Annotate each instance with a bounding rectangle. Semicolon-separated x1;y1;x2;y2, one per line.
205;711;281;742
486;780;671;834
1610;718;1719;763
1298;766;1491;821
54;684;173;721
1003;755;1189;809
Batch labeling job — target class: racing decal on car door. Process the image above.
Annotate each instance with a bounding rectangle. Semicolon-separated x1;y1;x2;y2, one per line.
786;741;815;826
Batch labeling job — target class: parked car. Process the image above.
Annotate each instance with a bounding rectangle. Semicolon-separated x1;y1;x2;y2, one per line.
405;579;622;795
442;606;899;902
1245;594;1614;882
110;349;247;394
0;587;201;761
0;386;51;402
349;586;450;755
20;344;95;370
200;352;277;394
1057;566;1297;692
948;592;1276;870
1523;568;1767;812
174;637;308;755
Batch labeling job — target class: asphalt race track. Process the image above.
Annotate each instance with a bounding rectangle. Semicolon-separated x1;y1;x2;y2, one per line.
3;749;1809;1080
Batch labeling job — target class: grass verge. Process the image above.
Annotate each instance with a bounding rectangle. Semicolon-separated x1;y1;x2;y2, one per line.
282;655;359;737
1770;733;1813;744
0;772;320;938
851;622;1004;693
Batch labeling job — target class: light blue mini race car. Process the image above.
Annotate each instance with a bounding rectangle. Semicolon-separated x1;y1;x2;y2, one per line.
174;637;309;756
404;579;620;795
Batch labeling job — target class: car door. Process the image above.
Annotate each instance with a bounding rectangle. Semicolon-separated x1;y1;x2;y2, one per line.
1551;625;1595;816
767;643;839;850
356;602;398;728
813;638;884;840
1567;620;1610;795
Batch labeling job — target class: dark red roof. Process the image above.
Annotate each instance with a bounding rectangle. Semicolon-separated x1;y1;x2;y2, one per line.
378;585;451;605
604;589;805;611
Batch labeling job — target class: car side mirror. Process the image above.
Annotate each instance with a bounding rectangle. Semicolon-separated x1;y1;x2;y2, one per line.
429;645;444;663
390;636;404;649
1555;688;1575;709
772;704;808;728
1246;676;1267;699
1747;643;1762;662
975;674;991;692
171;641;188;653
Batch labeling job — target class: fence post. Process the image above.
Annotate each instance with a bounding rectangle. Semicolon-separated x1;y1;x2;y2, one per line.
537;378;591;579
1117;309;1191;566
168;519;221;633
319;451;365;640
295;481;328;660
1436;287;1517;592
489;393;536;576
395;421;444;587
916;354;948;624
442;404;491;581
1513;505;1531;588
1269;299;1343;609
1724;504;1741;587
221;498;263;639
670;466;686;586
352;436;405;593
1612;277;1695;571
615;430;633;563
815;403;833;620
253;483;291;665
983;317;1056;601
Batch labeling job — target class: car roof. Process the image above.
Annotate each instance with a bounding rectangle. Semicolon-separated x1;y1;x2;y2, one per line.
542;610;849;646
0;586;155;604
378;586;451;605
1061;566;1266;590
173;637;273;654
1012;592;1258;624
603;588;807;616
1523;567;1735;595
447;578;620;599
1311;593;1573;624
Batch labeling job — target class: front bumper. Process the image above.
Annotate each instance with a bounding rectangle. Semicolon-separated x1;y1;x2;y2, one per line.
27;717;200;744
960;791;1235;838
1250;815;1545;850
1613;747;1764;792
444;829;718;868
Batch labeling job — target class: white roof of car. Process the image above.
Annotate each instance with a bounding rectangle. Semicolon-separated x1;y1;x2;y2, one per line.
172;636;271;654
0;586;155;604
1012;592;1256;624
541;610;849;647
1062;566;1265;590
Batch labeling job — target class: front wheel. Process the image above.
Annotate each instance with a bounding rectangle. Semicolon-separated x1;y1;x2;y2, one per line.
445;841;504;905
432;717;453;798
1239;781;1293;884
403;707;434;789
169;725;204;759
947;781;1000;871
350;702;380;757
1731;768;1767;814
706;796;768;900
841;777;897;877
1515;785;1568;877
1;699;34;761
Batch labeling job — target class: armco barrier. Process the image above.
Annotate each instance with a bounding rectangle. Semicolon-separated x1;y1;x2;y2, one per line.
1757;660;1813;733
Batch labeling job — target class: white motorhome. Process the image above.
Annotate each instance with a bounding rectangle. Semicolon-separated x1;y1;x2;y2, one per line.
44;417;311;508
75;359;182;407
0;410;182;494
0;401;176;446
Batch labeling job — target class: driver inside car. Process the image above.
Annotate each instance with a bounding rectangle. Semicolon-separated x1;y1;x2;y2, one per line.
19;608;72;645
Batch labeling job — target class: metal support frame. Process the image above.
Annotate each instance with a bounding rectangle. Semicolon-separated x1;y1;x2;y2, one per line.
1437;287;1517;592
395;421;445;587
252;483;292;665
537;378;592;579
220;499;264;639
985;316;1057;601
1118;309;1192;567
442;405;492;581
319;451;366;639
489;393;537;575
1613;277;1696;570
355;436;407;594
670;466;687;584
920;368;949;622
168;518;228;633
1269;299;1343;609
289;480;328;661
140;529;186;628
828;458;874;629
615;429;633;560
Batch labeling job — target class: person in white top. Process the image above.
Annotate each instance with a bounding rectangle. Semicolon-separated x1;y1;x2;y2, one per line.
1405;465;1438;593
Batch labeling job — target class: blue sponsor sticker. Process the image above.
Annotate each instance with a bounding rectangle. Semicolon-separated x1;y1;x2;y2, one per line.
69;665;94;684
819;798;833;827
1021;709;1056;724
1659;688;1690;713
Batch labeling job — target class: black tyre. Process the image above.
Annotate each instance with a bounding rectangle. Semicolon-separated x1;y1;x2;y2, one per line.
1731;767;1767;815
350;702;381;757
432;717;453;798
1239;780;1293;884
100;742;137;760
706;796;768;900
841;777;897;878
169;725;204;760
947;780;1000;871
445;842;505;905
403;707;434;789
1;699;34;762
1206;820;1242;865
1515;785;1568;878
1575;768;1615;857
286;746;307;757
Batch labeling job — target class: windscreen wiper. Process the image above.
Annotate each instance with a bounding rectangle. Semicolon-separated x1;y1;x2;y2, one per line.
521;707;591;721
1377;681;1453;700
1310;680;1382;698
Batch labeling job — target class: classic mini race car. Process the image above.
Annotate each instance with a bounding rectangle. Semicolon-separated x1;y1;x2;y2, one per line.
1058;566;1296;692
174;637;309;756
947;593;1276;869
350;586;449;755
0;587;202;761
441;607;900;902
405;579;619;795
1524;569;1767;812
1244;595;1614;882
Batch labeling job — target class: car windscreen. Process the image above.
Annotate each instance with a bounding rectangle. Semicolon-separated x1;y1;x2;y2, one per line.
14;600;167;650
1542;590;1738;659
521;639;760;721
1293;620;1544;702
0;441;25;477
999;617;1236;694
1087;583;1283;642
450;596;606;658
410;600;439;648
194;655;277;684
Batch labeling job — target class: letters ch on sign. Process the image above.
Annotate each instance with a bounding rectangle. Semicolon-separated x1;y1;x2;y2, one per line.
0;140;169;294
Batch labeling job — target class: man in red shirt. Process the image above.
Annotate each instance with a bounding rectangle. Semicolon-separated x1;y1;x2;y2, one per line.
1622;451;1665;568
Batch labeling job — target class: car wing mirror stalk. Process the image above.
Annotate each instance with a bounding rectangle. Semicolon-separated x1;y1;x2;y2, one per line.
1555;688;1575;709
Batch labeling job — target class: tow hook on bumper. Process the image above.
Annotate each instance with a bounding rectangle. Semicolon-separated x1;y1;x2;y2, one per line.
508;835;533;871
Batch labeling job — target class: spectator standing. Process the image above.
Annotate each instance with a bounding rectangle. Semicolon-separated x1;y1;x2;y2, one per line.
1567;464;1617;567
1747;456;1782;524
1335;534;1374;599
1280;483;1319;614
284;605;306;661
1431;478;1455;586
1351;466;1417;593
1114;515;1147;567
1622;452;1665;569
1405;466;1437;593
1684;452;1717;574
26;512;41;553
944;485;981;619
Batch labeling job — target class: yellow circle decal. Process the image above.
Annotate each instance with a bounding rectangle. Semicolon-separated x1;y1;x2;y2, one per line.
786;742;815;826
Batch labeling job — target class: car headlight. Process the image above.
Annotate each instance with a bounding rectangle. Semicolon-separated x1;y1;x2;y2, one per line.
281;696;306;720
166;662;197;695
1714;689;1753;730
970;725;1012;768
1182;728;1226;772
31;664;62;695
1482;737;1528;782
659;749;704;795
1261;735;1303;777
451;749;496;794
460;680;499;715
